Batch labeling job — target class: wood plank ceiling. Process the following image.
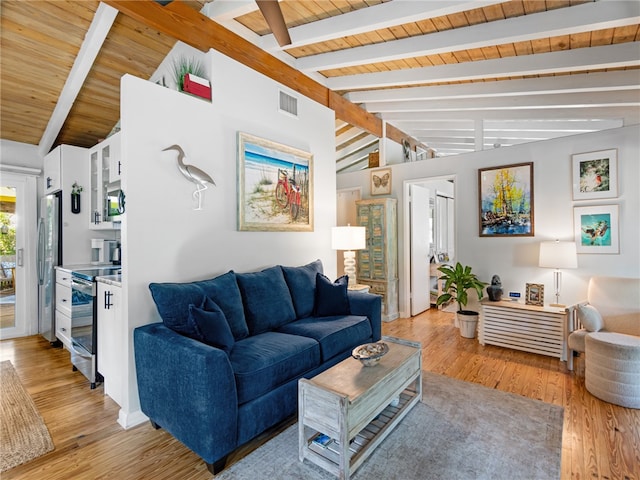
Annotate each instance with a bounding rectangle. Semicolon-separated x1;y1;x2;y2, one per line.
1;0;639;172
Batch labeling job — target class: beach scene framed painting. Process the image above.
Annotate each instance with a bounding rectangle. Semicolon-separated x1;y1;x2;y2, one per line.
478;162;534;237
237;132;313;232
573;204;619;254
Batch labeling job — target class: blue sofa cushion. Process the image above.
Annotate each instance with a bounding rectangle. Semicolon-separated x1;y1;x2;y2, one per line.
236;266;296;335
197;271;249;340
229;332;320;405
315;274;350;316
188;297;235;354
149;271;249;341
149;281;206;338
278;315;372;361
282;259;323;319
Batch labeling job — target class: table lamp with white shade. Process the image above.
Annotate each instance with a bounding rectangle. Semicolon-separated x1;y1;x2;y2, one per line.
539;240;578;307
331;225;366;287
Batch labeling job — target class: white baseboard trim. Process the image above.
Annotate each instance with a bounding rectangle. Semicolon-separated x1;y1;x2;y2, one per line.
118;408;148;430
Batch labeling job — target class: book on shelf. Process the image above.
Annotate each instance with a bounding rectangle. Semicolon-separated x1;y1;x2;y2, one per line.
311;433;333;448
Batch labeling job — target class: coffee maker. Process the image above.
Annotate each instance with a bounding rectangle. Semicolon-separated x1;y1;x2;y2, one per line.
91;239;118;265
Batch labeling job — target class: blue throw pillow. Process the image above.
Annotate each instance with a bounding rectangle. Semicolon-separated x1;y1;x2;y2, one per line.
197;271;249;340
149;281;205;338
236;266;297;335
188;297;235;354
282;259;323;318
315;273;350;316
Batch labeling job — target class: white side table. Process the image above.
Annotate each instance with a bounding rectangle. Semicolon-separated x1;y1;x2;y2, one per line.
480;299;569;361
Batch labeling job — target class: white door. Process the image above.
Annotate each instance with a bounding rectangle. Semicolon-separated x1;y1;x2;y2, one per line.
410;184;431;316
0;172;38;339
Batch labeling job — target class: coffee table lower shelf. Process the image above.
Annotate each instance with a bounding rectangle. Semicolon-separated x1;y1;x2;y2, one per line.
302;387;418;476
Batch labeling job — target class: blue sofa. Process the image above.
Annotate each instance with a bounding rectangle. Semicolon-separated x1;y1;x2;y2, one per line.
134;260;381;474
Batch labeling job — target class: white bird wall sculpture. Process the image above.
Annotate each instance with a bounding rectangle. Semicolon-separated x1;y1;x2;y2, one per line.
162;144;215;210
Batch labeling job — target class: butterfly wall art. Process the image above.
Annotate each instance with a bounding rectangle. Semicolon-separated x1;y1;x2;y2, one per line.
371;168;392;196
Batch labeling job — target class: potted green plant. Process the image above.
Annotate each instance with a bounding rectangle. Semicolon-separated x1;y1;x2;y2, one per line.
171;55;206;92
436;262;488;338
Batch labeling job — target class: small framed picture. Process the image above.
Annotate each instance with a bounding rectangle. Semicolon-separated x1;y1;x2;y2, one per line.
573;204;619;254
525;283;544;306
370;168;391;196
572;149;617;200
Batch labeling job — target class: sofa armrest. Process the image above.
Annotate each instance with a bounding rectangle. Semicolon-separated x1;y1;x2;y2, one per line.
348;291;382;341
134;323;238;465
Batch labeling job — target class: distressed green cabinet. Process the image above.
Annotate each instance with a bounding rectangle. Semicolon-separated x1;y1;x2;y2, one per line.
356;198;398;321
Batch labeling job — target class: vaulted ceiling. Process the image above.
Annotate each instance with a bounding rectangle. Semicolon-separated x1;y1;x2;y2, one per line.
1;0;639;172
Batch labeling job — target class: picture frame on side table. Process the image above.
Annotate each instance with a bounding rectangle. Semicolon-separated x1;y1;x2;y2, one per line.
237;132;313;232
370;168;392;196
525;283;544;306
572;149;617;201
478;162;534;237
573;204;619;254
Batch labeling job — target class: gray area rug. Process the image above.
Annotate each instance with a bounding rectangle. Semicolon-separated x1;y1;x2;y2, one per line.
219;371;563;480
0;360;54;472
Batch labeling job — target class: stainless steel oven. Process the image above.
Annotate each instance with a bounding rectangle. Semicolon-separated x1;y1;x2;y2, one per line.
70;274;98;388
70;266;120;388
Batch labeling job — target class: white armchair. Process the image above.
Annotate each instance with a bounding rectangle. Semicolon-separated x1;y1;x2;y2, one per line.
567;276;640;408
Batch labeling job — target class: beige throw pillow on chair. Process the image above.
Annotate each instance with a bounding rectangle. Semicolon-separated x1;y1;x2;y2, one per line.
577;304;604;332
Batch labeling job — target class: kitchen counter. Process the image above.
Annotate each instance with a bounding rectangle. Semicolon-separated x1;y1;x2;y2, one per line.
57;264;121;282
96;274;122;287
57;263;116;271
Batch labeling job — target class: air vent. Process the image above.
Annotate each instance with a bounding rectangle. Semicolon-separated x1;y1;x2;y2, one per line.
279;90;298;117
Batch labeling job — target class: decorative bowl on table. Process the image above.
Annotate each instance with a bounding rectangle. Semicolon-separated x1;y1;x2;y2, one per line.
352;342;389;367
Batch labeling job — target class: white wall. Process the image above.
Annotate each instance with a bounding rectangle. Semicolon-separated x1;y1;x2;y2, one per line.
119;49;336;425
338;125;640;317
0;139;44;199
0;139;42;171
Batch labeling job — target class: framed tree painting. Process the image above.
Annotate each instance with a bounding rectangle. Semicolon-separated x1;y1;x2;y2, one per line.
572;149;617;200
573;204;619;254
478;162;534;237
237;132;313;232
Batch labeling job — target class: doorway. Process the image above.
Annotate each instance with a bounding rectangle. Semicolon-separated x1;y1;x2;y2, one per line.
403;176;456;317
336;187;361;277
0;172;38;339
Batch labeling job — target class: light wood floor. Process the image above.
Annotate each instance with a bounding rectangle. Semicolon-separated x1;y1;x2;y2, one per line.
1;309;638;479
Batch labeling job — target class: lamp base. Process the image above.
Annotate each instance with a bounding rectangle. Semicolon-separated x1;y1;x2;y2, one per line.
549;303;566;308
343;250;357;287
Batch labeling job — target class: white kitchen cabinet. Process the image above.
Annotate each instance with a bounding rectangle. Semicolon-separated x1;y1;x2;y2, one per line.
89;132;121;229
103;131;122;183
97;280;123;406
44;144;88;195
54;268;73;348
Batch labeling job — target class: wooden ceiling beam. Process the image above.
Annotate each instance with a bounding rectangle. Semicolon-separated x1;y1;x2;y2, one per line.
103;0;385;140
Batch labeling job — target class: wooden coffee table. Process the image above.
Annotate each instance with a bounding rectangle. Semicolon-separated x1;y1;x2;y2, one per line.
298;336;422;479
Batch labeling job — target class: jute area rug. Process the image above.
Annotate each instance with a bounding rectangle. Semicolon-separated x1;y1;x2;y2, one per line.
218;371;563;480
0;360;54;472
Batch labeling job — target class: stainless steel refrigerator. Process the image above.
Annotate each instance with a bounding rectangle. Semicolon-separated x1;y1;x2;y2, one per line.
37;192;62;343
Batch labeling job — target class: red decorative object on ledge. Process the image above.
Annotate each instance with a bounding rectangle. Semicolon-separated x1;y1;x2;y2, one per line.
183;73;211;100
